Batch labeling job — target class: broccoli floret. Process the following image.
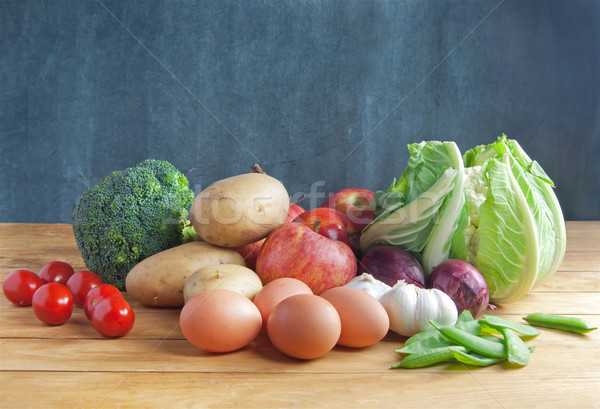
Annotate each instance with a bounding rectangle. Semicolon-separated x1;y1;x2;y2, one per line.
71;159;195;289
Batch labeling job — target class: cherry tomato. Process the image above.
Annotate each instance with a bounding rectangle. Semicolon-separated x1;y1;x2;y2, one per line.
2;269;44;306
39;261;75;285
32;283;73;325
84;284;123;320
91;296;135;337
66;271;104;308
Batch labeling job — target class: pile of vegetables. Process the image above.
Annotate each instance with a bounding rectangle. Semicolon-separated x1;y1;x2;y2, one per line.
360;135;566;303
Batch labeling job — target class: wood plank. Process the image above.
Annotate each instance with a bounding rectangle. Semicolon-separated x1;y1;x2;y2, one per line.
1;371;599;409
2;323;598;373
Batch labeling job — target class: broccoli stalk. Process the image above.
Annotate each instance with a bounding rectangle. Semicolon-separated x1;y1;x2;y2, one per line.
71;159;195;289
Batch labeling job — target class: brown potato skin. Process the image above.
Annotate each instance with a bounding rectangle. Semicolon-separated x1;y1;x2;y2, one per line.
190;173;290;248
183;263;263;303
125;242;246;307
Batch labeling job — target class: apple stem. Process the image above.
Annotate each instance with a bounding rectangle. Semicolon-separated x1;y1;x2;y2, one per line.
313;220;321;233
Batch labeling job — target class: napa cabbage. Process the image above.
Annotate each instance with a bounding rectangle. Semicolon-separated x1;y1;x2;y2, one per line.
360;135;566;303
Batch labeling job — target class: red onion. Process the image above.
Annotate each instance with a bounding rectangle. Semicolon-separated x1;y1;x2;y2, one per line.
429;259;489;318
359;246;426;288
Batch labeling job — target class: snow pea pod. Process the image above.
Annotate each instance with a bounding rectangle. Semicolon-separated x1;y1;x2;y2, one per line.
396;337;455;354
448;347;504;367
500;327;531;366
481;315;540;337
392;346;468;369
430;321;507;359
403;319;481;347
523;313;598;334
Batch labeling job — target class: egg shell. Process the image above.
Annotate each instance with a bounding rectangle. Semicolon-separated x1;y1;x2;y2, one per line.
179;289;262;353
253;277;313;332
320;286;390;348
267;294;341;360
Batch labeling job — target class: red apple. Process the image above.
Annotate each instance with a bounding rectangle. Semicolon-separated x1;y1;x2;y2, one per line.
321;189;376;232
321;189;375;255
234;204;305;270
256;222;357;295
285;203;305;221
292;207;354;250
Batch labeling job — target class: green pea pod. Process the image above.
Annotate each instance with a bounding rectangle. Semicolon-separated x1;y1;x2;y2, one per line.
500;327;531;366
430;321;507;359
482;315;541;337
523;313;598;334
448;347;504;367
396;337;455;354
403;319;481;347
456;309;475;324
392;346;468;369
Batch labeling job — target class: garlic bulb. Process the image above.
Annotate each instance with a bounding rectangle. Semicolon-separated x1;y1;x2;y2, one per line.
379;280;458;336
344;273;392;301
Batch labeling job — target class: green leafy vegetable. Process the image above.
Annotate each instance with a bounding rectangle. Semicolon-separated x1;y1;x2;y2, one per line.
360;135;566;303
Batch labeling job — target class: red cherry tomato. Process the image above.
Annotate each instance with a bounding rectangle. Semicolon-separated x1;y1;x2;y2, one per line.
91;296;135;337
39;261;75;285
84;284;123;320
66;271;104;308
2;269;44;306
32;283;73;325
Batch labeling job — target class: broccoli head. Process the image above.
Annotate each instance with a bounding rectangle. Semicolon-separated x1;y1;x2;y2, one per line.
71;159;195;289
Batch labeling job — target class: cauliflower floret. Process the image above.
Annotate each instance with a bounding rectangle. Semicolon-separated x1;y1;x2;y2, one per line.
463;166;487;264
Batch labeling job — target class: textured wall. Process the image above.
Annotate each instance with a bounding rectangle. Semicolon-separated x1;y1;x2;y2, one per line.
1;0;598;222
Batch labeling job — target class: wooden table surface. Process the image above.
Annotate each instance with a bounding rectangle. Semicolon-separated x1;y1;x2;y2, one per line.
1;222;599;409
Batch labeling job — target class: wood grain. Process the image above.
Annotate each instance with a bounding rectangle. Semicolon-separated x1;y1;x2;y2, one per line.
1;222;599;408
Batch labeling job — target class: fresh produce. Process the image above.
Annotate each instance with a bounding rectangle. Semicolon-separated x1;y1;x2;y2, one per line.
359;246;426;288
500;327;530;366
253;277;313;332
394;346;468;369
379;280;458;336
293;207;355;250
39;261;75;285
183;264;263;303
66;271;104;308
430;322;507;359
32;283;74;325
84;284;124;320
320;286;389;348
267;294;341;360
125;241;246;307
256;222;357;295
479;314;540;336
91;296;135;338
190;170;290;247
2;270;44;306
428;259;489;318
523;313;598;334
393;312;542;369
233;203;305;270
320;188;376;251
343;273;391;301
180;289;262;353
72;159;195;290
360;136;566;303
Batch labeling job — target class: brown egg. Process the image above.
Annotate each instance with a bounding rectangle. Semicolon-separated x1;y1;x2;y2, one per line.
253;277;313;332
180;289;262;353
320;286;389;348
267;294;341;360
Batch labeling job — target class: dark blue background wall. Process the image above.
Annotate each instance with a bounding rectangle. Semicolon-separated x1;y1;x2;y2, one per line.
1;0;598;223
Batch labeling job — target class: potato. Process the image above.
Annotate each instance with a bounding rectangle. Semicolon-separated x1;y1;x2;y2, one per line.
190;172;289;247
125;242;246;307
183;263;263;303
